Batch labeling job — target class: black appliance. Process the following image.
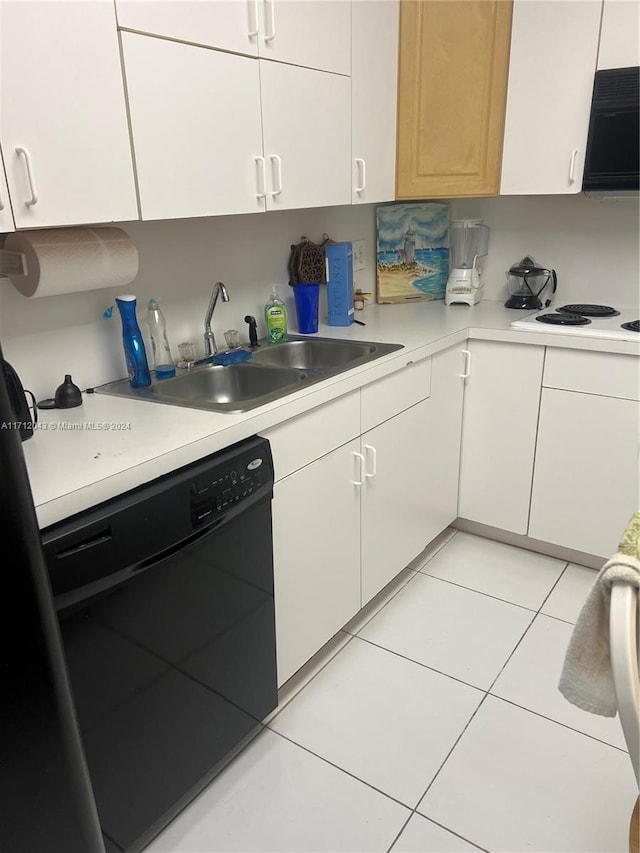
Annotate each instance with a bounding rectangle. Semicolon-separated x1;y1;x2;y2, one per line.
41;436;277;853
504;256;557;310
582;66;640;196
2;358;37;440
0;341;105;853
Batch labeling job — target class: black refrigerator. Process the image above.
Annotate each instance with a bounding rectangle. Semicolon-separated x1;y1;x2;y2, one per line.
0;343;105;853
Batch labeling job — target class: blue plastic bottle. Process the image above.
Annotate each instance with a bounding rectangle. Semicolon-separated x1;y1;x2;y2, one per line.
115;295;152;387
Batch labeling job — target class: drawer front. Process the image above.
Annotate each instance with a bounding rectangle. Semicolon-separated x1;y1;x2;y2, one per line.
543;348;640;401
261;390;360;482
361;354;431;432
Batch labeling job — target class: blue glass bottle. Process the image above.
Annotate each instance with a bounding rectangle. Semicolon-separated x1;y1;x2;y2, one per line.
115;295;151;387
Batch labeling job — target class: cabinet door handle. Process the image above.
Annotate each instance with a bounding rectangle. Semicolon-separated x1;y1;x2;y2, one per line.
263;0;276;41
269;154;283;197
352;451;365;486
458;349;471;378
363;444;377;478
568;148;579;185
254;156;266;199
354;158;366;193
15;146;38;206
247;0;259;36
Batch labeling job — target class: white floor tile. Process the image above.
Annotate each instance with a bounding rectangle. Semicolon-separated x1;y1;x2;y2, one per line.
419;696;637;853
342;568;418;637
541;563;599;624
491;614;628;750
420;532;566;610
358;573;534;690
269;637;483;807
144;728;410;853
407;527;458;572
391;813;482;852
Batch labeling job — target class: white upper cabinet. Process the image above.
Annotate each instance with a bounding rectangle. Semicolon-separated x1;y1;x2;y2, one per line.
115;0;261;56
500;0;602;195
597;0;640;69
0;147;15;232
260;60;351;211
351;0;398;204
0;0;138;228
258;0;351;75
121;33;265;220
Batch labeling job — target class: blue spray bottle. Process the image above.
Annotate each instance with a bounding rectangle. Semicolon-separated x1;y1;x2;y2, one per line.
115;295;152;387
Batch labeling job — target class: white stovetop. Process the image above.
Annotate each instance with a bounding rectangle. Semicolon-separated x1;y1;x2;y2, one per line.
21;300;640;529
511;304;640;342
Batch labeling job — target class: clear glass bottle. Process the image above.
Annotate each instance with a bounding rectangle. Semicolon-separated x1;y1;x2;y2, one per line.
147;298;176;379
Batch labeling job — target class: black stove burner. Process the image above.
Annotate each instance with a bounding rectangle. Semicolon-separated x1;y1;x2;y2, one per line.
621;320;640;333
558;304;620;317
535;313;591;326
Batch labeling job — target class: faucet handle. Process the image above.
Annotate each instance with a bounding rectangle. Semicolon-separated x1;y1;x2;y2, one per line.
244;315;260;348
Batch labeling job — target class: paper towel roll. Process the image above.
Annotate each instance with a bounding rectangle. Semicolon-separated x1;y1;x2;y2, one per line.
4;226;139;298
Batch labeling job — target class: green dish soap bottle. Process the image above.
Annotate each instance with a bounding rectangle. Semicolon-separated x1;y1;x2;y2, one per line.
264;287;288;344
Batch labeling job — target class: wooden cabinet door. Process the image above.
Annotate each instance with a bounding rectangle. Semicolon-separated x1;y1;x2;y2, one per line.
597;0;640;69
361;399;433;605
458;340;544;535
396;0;512;199
529;389;640;559
115;0;260;56
351;0;399;204
121;33;265;220
260;61;351;211
258;0;351;75
500;0;602;195
1;0;138;228
272;440;361;686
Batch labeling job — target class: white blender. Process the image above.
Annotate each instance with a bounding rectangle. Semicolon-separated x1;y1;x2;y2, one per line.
445;219;490;306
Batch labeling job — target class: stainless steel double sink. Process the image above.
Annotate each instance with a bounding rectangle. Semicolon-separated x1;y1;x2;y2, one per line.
97;335;404;414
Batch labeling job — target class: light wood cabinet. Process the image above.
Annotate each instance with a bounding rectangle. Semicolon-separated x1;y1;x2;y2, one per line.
597;0;640;70
0;0;138;228
500;0;602;195
396;0;513;199
458;340;544;535
351;0;399;204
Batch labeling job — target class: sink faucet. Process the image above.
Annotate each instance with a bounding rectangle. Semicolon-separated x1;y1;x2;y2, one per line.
204;281;230;356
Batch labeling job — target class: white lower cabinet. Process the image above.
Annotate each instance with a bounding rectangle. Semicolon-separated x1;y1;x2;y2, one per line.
0;146;15;231
458;340;545;534
272;439;361;686
528;348;640;559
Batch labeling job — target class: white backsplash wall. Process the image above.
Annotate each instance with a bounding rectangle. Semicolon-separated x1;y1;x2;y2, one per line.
449;194;640;307
1;193;638;401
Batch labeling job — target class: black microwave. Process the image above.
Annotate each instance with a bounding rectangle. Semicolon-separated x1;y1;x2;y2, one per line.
582;66;639;195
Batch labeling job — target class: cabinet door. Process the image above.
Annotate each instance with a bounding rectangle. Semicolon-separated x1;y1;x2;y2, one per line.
260;61;351;211
121;33;265;220
529;389;640;559
0;146;15;232
361;399;433;605
500;0;602;195
0;0;137;228
115;0;260;56
458;340;544;535
427;344;466;536
258;0;351;75
597;0;640;69
272;440;361;686
351;0;398;204
396;0;512;199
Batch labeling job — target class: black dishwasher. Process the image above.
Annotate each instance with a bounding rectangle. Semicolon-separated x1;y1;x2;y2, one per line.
41;436;277;853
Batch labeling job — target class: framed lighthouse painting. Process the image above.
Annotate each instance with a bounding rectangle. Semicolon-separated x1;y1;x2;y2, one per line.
375;202;450;304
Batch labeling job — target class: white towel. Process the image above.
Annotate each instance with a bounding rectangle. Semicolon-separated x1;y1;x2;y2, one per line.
558;551;640;718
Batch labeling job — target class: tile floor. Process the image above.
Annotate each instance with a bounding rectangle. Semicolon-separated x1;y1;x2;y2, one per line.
146;530;637;853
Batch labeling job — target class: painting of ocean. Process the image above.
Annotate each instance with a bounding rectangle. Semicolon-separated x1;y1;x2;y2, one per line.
376;203;450;304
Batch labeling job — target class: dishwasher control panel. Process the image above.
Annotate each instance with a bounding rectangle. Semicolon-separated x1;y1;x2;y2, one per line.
190;444;269;527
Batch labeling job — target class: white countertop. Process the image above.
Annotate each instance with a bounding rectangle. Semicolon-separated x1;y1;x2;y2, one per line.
23;300;640;529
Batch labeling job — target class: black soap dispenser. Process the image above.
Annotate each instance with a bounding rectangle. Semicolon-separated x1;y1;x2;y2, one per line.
55;375;82;408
